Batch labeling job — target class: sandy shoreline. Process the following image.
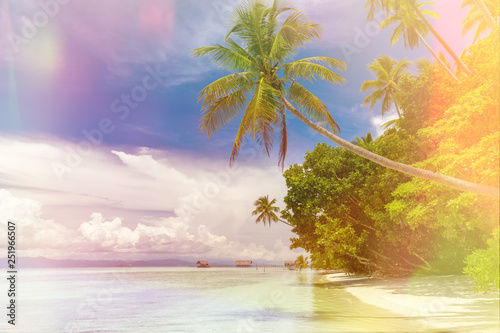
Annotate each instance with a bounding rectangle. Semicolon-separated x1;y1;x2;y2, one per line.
325;272;500;331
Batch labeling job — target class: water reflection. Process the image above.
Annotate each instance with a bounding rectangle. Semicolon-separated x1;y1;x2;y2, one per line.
295;272;416;332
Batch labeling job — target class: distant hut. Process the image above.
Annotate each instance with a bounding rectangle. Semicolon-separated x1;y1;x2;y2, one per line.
235;260;252;267
196;260;210;268
284;261;296;270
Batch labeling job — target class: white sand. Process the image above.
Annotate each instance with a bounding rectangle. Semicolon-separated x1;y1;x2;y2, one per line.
325;273;498;331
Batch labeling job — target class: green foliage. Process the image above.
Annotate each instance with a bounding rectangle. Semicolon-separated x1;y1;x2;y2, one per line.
385;33;499;274
461;0;499;43
283;32;499;279
378;1;437;49
464;228;500;292
283;135;428;274
295;255;309;271
360;55;411;117
252;195;281;227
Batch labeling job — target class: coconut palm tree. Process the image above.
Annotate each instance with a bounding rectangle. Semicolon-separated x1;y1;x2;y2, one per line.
366;0;472;76
252;195;290;227
378;1;459;81
193;0;344;167
192;0;499;199
461;0;499;43
473;0;498;29
353;132;375;149
361;56;411;118
295;255;309;271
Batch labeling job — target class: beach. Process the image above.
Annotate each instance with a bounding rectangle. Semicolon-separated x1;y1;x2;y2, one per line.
326;272;500;332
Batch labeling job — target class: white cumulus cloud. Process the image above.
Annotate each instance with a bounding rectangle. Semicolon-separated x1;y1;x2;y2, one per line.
0;136;302;262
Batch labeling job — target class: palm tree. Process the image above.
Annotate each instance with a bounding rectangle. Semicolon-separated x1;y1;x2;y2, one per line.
252;195;290;227
193;0;499;199
378;1;460;81
193;0;344;168
353;132;375;148
361;56;410;118
366;0;472;76
473;0;498;29
295;255;309;271
461;0;499;43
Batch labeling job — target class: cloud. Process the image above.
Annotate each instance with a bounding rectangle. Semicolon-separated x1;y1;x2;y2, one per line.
0;189;301;261
0;189;76;253
111;150;194;185
0;136;300;261
370;111;399;137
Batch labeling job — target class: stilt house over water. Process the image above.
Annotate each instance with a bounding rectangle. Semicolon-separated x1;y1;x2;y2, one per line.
196;260;210;268
235;260;252;267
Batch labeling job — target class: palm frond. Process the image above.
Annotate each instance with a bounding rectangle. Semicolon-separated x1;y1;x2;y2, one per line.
382;118;401;129
230;78;281;164
362;89;384;111
192;40;257;71
393;59;412;78
381;93;391;115
269;11;322;62
379;14;401;30
200;88;250;138
420;9;440;19
287;81;340;133
199;72;257;109
294;57;347;71
390;23;406;46
360;80;382;92
228;1;270;59
280;60;345;85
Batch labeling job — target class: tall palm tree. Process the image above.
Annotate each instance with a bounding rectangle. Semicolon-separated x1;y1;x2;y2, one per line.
366;0;472;75
252;195;290;227
378;1;460;81
295;255;309;271
361;56;410;118
473;0;498;29
353;132;375;148
461;0;499;43
192;0;499;199
193;0;345;168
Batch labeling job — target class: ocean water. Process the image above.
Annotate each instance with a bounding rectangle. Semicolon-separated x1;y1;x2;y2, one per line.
5;267;499;333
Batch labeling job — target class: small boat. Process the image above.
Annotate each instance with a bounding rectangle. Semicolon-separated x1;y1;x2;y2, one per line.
284;261;296;270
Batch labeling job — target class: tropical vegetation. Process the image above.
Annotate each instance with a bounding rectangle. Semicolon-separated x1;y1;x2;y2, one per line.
295;255;309;271
252;195;290;227
192;0;499;198
461;0;499;42
282;33;498;288
193;0;499;291
360;56;411;118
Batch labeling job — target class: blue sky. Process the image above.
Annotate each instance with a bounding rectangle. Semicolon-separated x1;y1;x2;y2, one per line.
0;0;472;263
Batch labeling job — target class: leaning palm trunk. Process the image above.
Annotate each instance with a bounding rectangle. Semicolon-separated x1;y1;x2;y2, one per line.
394;103;402;118
473;0;498;29
416;31;460;82
280;97;499;199
279;219;292;226
409;2;473;75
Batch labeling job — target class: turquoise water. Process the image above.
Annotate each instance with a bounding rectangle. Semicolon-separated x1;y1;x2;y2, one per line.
7;267;499;332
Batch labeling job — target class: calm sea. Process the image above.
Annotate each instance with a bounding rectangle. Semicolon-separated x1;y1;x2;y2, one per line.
5;267;499;332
